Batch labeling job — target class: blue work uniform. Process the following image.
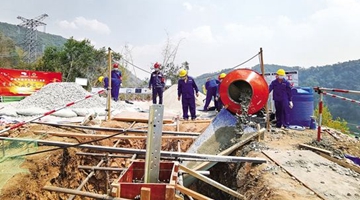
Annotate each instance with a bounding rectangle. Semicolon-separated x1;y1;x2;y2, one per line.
178;76;199;120
216;82;223;111
203;79;219;110
269;78;292;128
149;71;165;104
103;70;122;101
111;69;122;101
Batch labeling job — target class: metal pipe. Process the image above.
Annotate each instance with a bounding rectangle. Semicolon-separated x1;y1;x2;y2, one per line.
78;165;125;171
315;87;360;95
0;137;267;163
44;186;128;200
323;91;360;105
76;152;132;158
32;121;201;136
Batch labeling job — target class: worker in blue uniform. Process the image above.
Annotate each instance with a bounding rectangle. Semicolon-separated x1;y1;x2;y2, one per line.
148;62;165;104
98;63;122;102
269;69;293;128
203;77;219;111
177;69;199;120
216;73;226;111
110;63;122;101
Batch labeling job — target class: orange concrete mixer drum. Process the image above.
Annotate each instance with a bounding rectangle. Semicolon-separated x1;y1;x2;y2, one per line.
219;69;269;115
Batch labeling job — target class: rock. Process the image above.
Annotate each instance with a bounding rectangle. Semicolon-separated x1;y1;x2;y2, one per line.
320;181;325;184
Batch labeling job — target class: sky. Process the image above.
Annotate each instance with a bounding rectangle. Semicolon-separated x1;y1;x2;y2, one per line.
1;0;360;79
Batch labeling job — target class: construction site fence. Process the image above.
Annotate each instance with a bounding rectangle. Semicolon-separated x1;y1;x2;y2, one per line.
313;87;360;141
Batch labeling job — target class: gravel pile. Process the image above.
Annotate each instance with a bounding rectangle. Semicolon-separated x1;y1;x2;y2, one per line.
14;82;105;110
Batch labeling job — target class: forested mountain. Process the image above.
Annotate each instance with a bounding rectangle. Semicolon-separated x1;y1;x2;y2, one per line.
0;22;67;49
195;60;360;129
0;21;143;88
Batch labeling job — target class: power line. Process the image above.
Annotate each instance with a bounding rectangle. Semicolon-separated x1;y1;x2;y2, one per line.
121;57;151;74
230;52;260;70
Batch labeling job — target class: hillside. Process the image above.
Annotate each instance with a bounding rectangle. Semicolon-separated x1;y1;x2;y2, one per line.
0;22;67;49
195;60;360;129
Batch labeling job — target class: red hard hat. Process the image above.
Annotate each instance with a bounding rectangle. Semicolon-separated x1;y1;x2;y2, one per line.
113;63;119;68
154;62;160;69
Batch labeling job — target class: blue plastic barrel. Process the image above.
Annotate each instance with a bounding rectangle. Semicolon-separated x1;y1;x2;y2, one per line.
289;87;314;127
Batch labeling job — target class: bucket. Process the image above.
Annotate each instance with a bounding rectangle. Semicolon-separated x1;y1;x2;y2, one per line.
309;117;317;129
289;87;314;127
219;69;269;115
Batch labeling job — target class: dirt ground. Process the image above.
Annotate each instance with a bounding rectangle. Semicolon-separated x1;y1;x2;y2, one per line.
0;120;209;200
191;128;360;200
0;120;359;200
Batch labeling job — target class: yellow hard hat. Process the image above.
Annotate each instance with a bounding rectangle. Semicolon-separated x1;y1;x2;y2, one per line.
98;76;104;82
219;73;226;79
179;69;187;77
276;69;285;76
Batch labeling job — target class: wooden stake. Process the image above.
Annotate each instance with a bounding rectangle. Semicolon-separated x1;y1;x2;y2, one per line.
179;165;245;199
107;47;112;121
175;185;213;200
260;47;270;132
140;187;151;200
166;185;176;200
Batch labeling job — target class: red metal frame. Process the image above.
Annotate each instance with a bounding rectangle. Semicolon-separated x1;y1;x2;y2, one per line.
117;161;178;200
219;69;269;114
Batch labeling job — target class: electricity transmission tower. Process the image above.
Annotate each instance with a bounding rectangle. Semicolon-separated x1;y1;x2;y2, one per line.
17;13;48;63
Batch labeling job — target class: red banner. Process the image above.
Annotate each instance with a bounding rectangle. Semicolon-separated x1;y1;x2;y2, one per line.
0;68;62;96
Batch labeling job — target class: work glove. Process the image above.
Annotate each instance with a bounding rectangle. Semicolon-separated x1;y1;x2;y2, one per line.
289;101;293;109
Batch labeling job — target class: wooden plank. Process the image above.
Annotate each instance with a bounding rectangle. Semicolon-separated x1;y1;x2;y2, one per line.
299;143;332;156
323;129;340;140
180;120;212;124
179;165;245;199
175;185;213;200
140;187;151;200
43;185;129;200
113;111;173;124
191;130;262;172
165;185;176;200
318;152;360;174
34;131;197;140
263;150;360;200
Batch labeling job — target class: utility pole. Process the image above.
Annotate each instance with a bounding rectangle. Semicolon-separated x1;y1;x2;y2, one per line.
17;14;48;63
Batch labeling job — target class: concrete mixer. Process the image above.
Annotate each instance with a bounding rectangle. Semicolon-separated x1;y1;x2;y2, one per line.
184;68;269;186
219;68;269;115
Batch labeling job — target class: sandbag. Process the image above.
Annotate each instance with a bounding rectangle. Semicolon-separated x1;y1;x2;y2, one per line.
16;107;48;116
93;108;107;116
51;109;78;118
72;108;94;116
0;108;18;117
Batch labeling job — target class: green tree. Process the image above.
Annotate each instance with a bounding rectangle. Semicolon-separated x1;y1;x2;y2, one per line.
40;38;124;89
314;105;349;133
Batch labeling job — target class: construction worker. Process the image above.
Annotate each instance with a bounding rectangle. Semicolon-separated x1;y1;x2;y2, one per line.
216;73;226;111
269;69;293;128
203;77;219;111
177;69;199;120
148;62;165;104
111;63;122;101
